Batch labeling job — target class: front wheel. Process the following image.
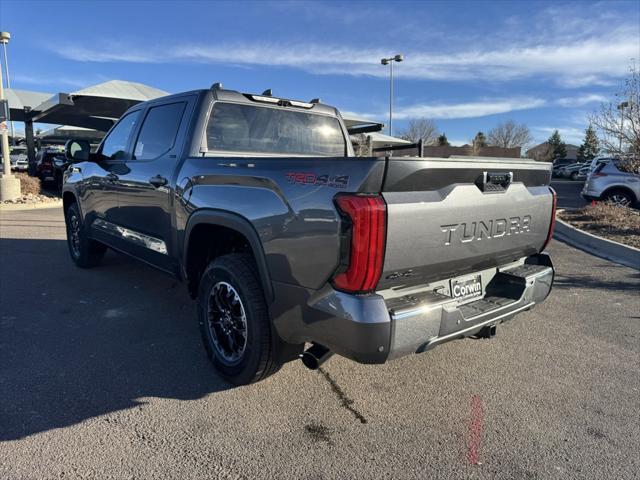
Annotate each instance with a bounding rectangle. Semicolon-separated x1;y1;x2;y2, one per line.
64;202;107;268
197;254;282;385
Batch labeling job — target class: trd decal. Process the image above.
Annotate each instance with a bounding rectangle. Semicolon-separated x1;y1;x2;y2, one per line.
286;172;349;189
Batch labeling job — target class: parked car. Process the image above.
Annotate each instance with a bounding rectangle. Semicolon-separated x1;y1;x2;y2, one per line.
582;159;640;207
552;159;575;177
36;147;69;191
61;85;556;384
9;147;29;171
557;162;586;180
576;165;590;181
586;156;612;176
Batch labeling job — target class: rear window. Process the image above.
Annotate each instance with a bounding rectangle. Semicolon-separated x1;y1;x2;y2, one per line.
206;102;346;156
613;158;640;175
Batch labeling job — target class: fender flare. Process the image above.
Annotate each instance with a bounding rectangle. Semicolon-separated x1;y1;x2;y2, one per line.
183;209;274;303
61;187;82;217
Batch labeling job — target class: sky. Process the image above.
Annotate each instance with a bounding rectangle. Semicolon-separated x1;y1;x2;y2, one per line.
1;0;639;147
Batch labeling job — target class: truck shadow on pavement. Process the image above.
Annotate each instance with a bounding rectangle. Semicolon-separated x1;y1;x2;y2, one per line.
553;270;640;292
0;238;234;441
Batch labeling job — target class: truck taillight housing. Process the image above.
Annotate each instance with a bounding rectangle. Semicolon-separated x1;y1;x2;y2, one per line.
332;194;387;294
541;187;557;251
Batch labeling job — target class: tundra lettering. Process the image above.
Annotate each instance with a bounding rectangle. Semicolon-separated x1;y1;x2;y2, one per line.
441;215;532;246
62;84;555;385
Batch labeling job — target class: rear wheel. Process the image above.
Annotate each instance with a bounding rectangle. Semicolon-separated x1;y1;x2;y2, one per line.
604;189;634;207
570;171;579;181
197;254;282;385
64;202;107;268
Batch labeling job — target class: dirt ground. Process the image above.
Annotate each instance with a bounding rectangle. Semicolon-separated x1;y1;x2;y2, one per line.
560;203;640;248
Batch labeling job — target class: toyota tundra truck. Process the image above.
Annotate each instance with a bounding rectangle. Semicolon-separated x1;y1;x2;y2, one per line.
61;84;556;385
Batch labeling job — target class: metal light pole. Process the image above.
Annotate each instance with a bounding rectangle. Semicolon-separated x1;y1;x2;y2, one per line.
0;30;21;201
381;54;403;136
617;101;629;153
1;32;15;145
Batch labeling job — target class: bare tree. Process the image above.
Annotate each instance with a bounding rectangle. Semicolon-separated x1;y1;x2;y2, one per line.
399;118;439;144
589;65;640;172
352;134;373;157
487;120;533;149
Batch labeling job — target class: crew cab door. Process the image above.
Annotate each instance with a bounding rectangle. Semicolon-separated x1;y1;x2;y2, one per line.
81;110;140;237
109;98;192;272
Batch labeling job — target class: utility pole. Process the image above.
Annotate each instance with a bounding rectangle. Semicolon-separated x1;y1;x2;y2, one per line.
1;34;14;144
381;54;403;137
0;31;21;201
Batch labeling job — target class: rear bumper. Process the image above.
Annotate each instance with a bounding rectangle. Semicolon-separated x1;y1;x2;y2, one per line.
387;254;554;359
271;254;554;364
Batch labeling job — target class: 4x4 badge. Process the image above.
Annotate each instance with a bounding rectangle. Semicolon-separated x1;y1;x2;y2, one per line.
286;172;349;189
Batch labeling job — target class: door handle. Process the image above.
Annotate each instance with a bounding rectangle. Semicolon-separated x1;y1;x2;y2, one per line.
149;175;168;188
106;172;118;182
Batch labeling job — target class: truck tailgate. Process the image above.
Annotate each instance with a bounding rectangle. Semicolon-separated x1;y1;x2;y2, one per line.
379;157;553;290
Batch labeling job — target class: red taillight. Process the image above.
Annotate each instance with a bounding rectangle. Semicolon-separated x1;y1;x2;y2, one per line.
541;187;557;251
332;194;386;294
592;172;607;177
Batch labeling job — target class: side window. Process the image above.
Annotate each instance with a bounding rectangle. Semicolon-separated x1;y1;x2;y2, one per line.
100;111;140;160
133;102;186;160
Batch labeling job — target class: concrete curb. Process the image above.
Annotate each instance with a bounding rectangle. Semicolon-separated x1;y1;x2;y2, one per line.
0;200;63;211
554;217;640;270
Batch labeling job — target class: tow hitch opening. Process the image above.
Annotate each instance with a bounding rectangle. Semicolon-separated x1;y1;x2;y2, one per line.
477;324;497;339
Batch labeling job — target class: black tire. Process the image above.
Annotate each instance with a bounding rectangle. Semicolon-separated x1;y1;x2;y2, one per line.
198;254;281;385
570;171;579;180
603;189;634;207
64;202;107;268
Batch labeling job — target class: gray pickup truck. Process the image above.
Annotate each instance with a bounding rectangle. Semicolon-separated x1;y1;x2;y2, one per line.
62;85;556;384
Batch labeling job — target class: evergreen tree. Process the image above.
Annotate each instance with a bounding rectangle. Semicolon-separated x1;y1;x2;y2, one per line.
437;133;450;146
547;130;566;160
473;131;487;147
578;125;599;161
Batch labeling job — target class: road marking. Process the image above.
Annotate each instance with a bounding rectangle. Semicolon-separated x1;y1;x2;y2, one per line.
468;395;484;465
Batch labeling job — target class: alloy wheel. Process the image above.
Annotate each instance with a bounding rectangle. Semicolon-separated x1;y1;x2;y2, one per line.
206;281;248;365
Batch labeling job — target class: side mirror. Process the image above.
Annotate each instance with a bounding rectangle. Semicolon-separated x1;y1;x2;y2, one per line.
65;139;91;163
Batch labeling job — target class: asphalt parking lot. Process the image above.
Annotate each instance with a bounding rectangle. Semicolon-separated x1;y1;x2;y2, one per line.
550;179;588;210
1;207;639;480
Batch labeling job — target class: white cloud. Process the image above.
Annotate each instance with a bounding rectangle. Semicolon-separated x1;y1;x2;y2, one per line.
51;22;637;88
12;73;109;89
393;97;546;120
556;94;608;107
533;126;585;145
348;97;546;121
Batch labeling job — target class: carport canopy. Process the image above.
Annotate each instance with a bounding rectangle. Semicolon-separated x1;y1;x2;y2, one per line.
37;125;105;145
7;80;169;167
5;88;52;122
27;80;169;132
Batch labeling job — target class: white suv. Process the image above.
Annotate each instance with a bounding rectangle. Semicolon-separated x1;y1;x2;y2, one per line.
582;159;640;207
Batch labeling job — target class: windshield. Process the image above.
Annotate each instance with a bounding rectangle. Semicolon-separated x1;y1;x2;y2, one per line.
206;102;346;156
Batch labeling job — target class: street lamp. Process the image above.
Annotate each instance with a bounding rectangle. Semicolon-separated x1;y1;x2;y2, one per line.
617;101;629;153
0;30;21;201
0;32;13;145
381;54;403;136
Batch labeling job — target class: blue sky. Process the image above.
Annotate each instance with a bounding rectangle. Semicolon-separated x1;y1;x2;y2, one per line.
2;0;639;146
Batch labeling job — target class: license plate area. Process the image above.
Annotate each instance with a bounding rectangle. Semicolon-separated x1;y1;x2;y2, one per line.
450;274;483;302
